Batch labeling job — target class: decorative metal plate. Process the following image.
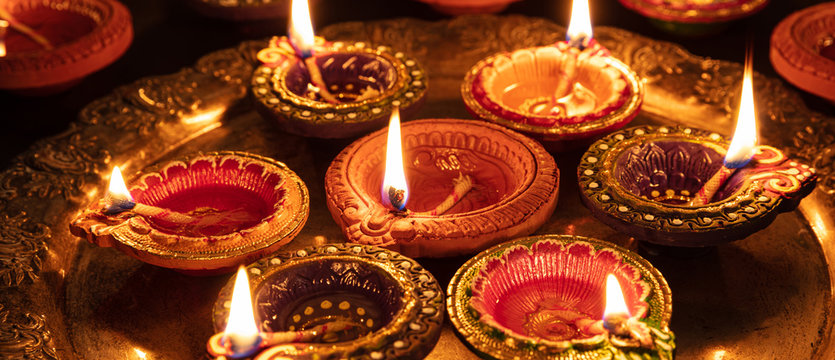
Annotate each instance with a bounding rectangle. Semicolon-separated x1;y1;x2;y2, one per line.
0;14;833;360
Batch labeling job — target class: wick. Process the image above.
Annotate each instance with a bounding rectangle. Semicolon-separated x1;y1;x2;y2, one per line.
104;195;196;224
415;173;474;216
688;165;738;206
208;320;355;357
603;313;653;348
0;8;54;51
302;56;340;104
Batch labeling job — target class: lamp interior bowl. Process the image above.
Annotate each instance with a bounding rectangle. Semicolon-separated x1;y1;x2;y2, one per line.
284;52;397;103
253;259;405;342
3;2;99;53
613;140;744;205
354;125;534;215
470;241;649;343
131;157;287;237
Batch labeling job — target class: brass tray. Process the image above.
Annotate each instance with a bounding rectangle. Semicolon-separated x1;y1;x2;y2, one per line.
1;15;834;359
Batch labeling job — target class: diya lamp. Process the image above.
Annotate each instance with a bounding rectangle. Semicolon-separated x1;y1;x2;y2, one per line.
447;235;675;359
0;0;133;94
461;0;643;152
414;0;521;16
578;53;818;248
251;0;427;139
770;2;835;104
184;0;310;21
324;109;560;258
69;152;309;274
617;0;769;36
208;244;444;359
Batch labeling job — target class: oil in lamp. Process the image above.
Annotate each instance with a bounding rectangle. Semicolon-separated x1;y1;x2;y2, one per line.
69;152;310;274
325;111;560;258
578;51;818;248
461;0;643;151
447;235;675;359
250;0;427;139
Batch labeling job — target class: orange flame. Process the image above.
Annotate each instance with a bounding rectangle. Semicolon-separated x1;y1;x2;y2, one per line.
724;49;758;168
603;274;630;319
224;266;260;350
289;0;315;56
567;0;593;46
381;108;408;211
107;166;133;202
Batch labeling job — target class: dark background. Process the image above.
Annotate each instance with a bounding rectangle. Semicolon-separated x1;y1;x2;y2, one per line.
1;0;832;167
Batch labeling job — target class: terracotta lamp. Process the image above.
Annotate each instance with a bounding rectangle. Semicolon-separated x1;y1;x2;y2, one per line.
251;0;426;138
208;244;444;359
325;116;559;258
447;235;675;360
69;152;309;275
617;0;769;36
771;2;835;104
0;0;132;95
415;0;521;16
578;57;817;248
461;0;643;152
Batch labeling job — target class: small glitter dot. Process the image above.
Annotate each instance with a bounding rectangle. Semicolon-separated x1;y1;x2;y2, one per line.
405;60;415;66
270;258;281;265
371;352;384;360
281;106;291;112
372;108;382;114
600;194;610;201
681;190;690;196
256;77;266;84
659;127;669;133
394;340;405;348
801;164;809;169
422;290;435;298
790;162;798;166
377;252;389;259
584;169;594;176
758;196;769;202
268;97;279;104
671;219;683;225
665;189;675;196
598;144;609;150
223;301;231;309
249;268;261;275
411;70;420;76
392;100;401;106
703;217;712;223
419;274;429;282
326;246;337;253
352;246;362;253
355;42;366;48
745;207;756;213
684;128;692;134
615;134;625;140
412;80;422;87
321;300;332;309
796;175;805;180
803;171;811;177
422;307;436;314
257;88;267;95
405;92;414;98
301;110;311;117
357;307;366;316
296;250;307;256
589;182;599;189
811;168;816;173
325;113;335;119
650;190;660;198
339;301;350;310
347;113;357;119
304;307;314;315
644;214;655;221
395;52;404;58
293;314;301;322
618;206;628;212
410;323;421;330
367;319;375;327
587;156;598;163
787;168;800;175
728;213;737;219
709;133;721;140
400;261;411;269
634;129;645;135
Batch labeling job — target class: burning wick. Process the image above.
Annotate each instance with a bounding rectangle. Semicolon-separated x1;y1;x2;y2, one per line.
207;266;356;359
380;108;474;214
103;167;195;224
0;8;53;51
288;0;338;104
602;274;653;348
566;0;592;50
689;48;758;206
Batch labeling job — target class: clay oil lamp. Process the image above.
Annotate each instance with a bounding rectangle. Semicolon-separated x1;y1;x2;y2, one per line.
251;0;427;139
415;0;521;16
0;0;133;94
325;109;559;258
578;55;818;248
208;243;444;359
771;2;835;104
69;151;309;275
447;235;675;360
184;0;304;21
461;0;643;152
617;0;769;36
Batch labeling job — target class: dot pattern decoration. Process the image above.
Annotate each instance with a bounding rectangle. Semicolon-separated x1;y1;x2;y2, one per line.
577;125;818;247
212;243;444;359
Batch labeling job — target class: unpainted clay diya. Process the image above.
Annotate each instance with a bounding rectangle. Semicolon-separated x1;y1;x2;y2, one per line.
448;235;675;360
252;36;427;138
325;118;559;258
770;2;835;104
461;40;643;151
617;0;769;36
415;0;521;16
210;243;444;359
69;152;309;274
0;0;133;94
578;126;818;247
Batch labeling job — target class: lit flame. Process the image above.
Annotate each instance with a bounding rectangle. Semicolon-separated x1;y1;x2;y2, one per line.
0;20;8;57
381;108;409;211
108;166;133;201
603;274;631;319
566;0;593;46
724;50;758;168
133;348;147;360
288;0;315;57
224;266;260;350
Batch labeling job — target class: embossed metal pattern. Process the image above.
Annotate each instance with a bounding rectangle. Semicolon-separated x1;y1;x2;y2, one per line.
212;244;444;359
0;14;832;359
617;0;769;23
447;235;673;360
